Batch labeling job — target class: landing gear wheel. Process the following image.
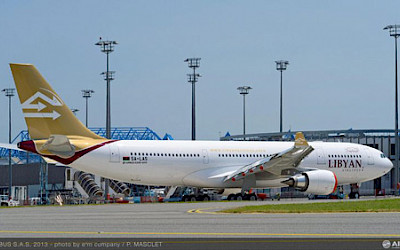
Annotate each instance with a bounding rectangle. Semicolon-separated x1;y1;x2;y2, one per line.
183;196;190;202
202;195;210;201
235;194;243;201
190;196;197;202
227;194;235;201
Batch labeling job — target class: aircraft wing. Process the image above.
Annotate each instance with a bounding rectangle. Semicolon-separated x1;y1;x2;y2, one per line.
0;143;20;151
223;132;313;182
0;142;60;165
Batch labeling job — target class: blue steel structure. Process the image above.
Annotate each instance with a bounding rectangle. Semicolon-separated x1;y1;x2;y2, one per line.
0;127;172;163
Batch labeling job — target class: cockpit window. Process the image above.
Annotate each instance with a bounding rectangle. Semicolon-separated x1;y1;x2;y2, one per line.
380;153;387;158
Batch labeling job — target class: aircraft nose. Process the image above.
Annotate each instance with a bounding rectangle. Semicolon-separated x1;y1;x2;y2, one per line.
382;158;393;174
379;158;393;175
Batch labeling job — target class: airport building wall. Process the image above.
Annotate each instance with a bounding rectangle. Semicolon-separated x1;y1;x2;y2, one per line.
0;163;66;198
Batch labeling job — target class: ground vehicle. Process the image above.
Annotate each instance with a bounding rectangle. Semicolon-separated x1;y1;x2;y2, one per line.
308;193;345;200
29;197;41;205
308;186;345;200
0;195;18;206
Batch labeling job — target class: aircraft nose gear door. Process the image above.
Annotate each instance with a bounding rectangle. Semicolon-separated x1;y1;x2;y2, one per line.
109;144;120;163
202;149;209;164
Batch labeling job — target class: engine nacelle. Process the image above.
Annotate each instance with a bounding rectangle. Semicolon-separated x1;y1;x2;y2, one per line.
282;170;337;195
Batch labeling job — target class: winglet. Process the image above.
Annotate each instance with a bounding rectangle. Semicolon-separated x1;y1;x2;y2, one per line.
294;132;308;147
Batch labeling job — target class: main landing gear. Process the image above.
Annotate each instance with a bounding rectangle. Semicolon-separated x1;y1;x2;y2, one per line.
182;194;211;202
227;193;257;201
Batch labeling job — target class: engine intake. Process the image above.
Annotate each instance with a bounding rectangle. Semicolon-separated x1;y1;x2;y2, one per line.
282;170;337;195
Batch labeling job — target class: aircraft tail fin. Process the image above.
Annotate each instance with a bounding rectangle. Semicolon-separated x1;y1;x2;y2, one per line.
10;63;103;140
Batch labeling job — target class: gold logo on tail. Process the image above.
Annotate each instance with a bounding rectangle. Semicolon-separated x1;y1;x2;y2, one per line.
21;88;64;120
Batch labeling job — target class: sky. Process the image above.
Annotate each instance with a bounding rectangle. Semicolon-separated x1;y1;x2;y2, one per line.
0;1;399;142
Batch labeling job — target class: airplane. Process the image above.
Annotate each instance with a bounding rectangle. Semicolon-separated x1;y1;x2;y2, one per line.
8;63;393;200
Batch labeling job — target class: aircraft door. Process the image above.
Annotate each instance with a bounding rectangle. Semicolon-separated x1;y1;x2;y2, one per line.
316;148;326;165
109;144;120;163
202;149;209;164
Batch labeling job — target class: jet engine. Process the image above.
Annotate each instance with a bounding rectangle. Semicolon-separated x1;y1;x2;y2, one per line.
281;170;337;195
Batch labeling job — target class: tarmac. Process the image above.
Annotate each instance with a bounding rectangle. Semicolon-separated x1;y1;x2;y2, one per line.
0;198;399;238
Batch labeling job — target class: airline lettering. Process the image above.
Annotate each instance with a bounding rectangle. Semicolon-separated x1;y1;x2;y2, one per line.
328;159;362;168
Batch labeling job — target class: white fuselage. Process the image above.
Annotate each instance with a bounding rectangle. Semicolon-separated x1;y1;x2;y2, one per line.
70;140;393;188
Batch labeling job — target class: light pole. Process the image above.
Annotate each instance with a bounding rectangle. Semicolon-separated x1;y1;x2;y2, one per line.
275;60;289;133
384;25;400;195
185;58;201;140
2;88;15;199
81;89;94;127
95;38;117;140
96;38;117;201
237;86;252;138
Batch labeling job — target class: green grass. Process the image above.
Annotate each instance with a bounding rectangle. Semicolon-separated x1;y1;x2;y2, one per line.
221;198;400;213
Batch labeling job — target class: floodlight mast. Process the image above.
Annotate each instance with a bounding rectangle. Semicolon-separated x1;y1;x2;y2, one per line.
81;90;95;127
2;88;15;199
237;86;252;138
185;58;201;140
95;38;117;201
384;25;400;195
275;60;289;133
